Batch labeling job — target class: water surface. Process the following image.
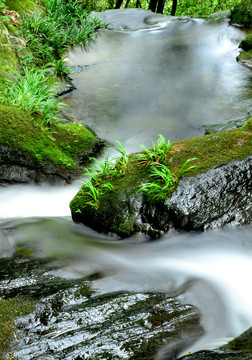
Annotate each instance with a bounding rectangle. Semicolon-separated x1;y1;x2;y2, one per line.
63;11;251;151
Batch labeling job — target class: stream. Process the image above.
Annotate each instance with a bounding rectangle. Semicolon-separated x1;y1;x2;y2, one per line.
0;9;252;360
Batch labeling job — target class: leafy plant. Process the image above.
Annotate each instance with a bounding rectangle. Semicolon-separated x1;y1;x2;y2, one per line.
178;157;199;177
0;0;6;13
139;162;176;201
79;180;100;209
138;156;198;203
20;0;104;71
137;134;173;165
0;67;66;126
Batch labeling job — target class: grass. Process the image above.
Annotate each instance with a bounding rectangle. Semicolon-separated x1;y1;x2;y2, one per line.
75;136;198;209
137;134;173;165
138;157;198;202
20;0;104;74
0;66;66;127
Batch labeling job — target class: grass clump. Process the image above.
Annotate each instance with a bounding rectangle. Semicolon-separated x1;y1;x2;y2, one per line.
0;66;66;127
20;0;104;76
0;297;34;356
75;136;198;210
72;125;252;213
138;158;197;203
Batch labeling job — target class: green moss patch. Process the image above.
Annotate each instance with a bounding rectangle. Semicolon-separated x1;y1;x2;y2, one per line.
230;0;252;26
0;22;19;76
0;297;34;355
5;0;40;14
240;33;252;51
221;327;252;353
0;104;99;172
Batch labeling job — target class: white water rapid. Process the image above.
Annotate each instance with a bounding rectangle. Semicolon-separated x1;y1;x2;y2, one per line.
0;184;251;356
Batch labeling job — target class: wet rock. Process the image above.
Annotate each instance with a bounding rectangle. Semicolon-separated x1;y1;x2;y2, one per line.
71;156;252;238
165;156;252;231
0;255;203;360
237;49;252;69
202;117;250;135
0;145;72;185
239;34;252;52
91;8;172;31
178;327;252;359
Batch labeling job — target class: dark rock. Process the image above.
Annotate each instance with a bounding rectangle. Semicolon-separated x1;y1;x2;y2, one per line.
239;34;252;52
0;145;71;185
56;78;76;97
165;156;252;231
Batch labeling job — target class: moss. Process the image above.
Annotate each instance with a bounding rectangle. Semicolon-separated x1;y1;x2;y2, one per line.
230;0;252;26
240;33;252;51
237;49;252;67
5;0;40;14
70;123;252;237
242;118;252;131
220;327;252;353
0;297;34;355
0;104;99;172
15;245;34;258
0;22;19;76
74;283;95;298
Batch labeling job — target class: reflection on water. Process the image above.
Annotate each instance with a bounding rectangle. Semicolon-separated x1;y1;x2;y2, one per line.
63;16;251;152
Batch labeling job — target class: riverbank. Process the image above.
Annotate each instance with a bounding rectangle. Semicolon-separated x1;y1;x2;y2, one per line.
0;0;106;184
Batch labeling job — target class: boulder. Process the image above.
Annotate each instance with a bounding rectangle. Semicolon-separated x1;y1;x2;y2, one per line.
71;156;252;238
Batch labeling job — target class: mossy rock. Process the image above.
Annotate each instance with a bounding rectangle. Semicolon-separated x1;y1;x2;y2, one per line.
0;297;34;355
230;0;252;26
237;49;252;68
71;121;252;238
179;327;252;359
0;104;105;184
5;0;40;14
0;22;19;76
239;33;252;51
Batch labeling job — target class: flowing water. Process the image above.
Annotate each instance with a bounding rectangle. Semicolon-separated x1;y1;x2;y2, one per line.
63;9;251;152
1;9;252;359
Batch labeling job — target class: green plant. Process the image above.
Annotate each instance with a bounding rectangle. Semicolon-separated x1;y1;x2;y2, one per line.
79;180;101;209
0;0;6;13
138;157;198;202
20;0;103;70
139;162;176;202
178;157;199;177
137;134;173;165
0;66;66;126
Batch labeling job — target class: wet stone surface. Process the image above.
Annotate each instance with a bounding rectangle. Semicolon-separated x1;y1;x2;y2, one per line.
0;255;203;359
